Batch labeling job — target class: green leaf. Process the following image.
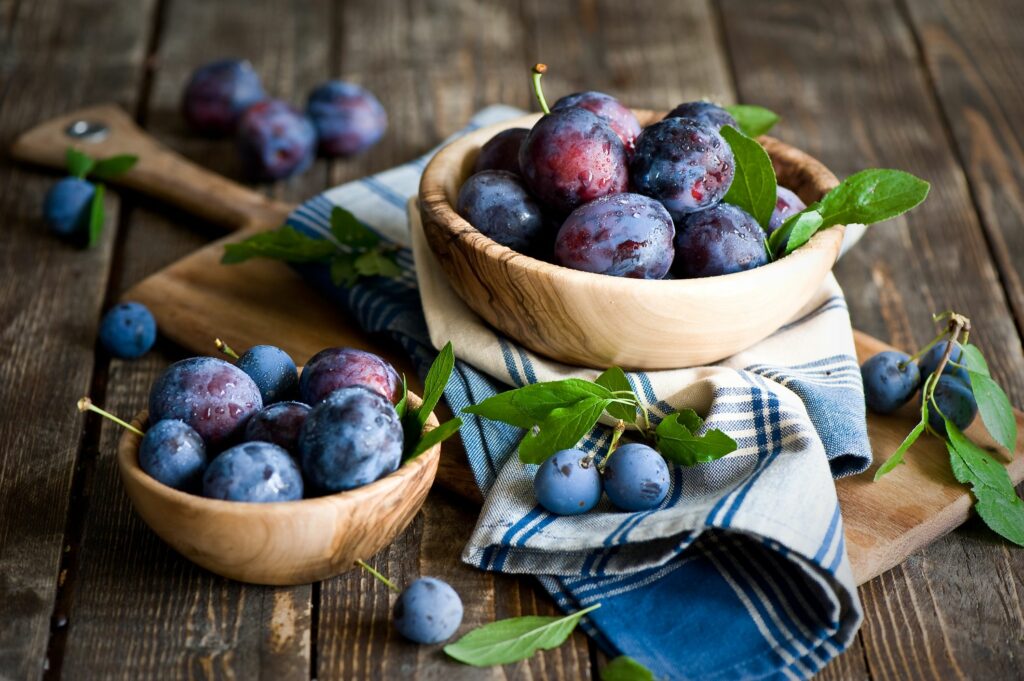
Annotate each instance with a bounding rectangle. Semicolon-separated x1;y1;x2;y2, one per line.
91;154;138;180
946;422;1024;546
655;410;737;466
329;253;360;287
354;248;403;279
721;125;777;229
87;183;105;248
416;342;455;430
222;226;338;264
407;418;462;461
595;367;637;423
725;104;780;137
66;147;95;179
873;420;925;480
330;206;380;249
395;375;408;420
815;169;930;228
778;211;825;257
463;380;613;429
601;656;655;681
968;370;1017;454
961;344;990;376
518;397;610;464
443;604;600;667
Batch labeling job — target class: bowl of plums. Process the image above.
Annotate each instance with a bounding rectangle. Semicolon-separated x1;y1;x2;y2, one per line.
420;65;907;370
104;343;455;585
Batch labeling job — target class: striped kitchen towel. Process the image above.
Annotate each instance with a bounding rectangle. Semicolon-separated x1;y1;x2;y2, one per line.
286;105;869;680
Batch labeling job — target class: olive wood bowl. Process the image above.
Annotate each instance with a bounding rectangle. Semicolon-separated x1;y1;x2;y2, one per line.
419;110;846;370
116;393;440;585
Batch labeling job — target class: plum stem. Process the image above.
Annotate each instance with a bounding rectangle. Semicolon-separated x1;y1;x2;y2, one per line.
356;559;400;593
77;397;144;436
595;420;627;473
531;64;551;115
215;338;240;360
921;314;970;435
901;328;951;369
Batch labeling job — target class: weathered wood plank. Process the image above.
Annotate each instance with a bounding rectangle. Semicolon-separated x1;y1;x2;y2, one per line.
719;0;1024;678
0;0;155;677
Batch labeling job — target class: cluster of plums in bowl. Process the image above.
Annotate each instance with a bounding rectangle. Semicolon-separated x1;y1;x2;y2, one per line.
182;59;387;180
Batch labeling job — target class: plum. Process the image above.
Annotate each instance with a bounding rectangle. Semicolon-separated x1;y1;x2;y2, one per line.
456;170;546;253
533;449;602;515
861;351;920;414
43;177;95;243
393;577;464;644
924;374;977;436
237;99;316;181
236;345;299;404
664;101;737;131
243;401;310;455
673;204;768;278
299;347;402;404
552;91;641;151
182;59;266;135
139;419;207;492
919;341;971;385
769;186;807;234
202;441;303;502
603;443;669;512
99;302;157;360
473;128;529;175
306;80;387;157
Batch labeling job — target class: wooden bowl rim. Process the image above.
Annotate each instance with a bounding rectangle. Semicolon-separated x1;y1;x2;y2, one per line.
116;391;441;515
419;109;845;289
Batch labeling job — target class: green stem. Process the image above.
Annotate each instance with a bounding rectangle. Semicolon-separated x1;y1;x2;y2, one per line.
531;64;551;115
356;559;400;593
215;338;240;360
900;328;950;368
77;397;144;436
596;420;627;473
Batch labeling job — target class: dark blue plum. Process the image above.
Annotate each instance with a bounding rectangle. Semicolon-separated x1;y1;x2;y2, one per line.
924;375;977;437
149;357;263;447
182;59;266;135
533;449;602;515
306;81;387;157
201;441;303;502
43;177;95;243
919;341;971;385
139;419;207;491
768;186;807;234
298;386;403;492
554;193;675;279
519;107;629;215
629;118;735;221
456;170;546;253
861;351;920;414
603;443;669;512
99;302;157;359
236;345;298;404
673;204;768;278
244;401;310;455
552;91;642;151
664;101;737;131
237;99;317;181
473;128;529;175
393;577;464;644
299;347;402;404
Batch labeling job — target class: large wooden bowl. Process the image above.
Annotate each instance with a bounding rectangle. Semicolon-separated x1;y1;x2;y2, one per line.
419;110;846;370
116;394;440;585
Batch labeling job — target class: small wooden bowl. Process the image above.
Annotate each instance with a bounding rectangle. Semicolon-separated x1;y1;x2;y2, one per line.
116;393;440;585
419;110;846;370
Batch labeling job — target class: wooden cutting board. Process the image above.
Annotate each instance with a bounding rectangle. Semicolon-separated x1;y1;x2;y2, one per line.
13;104;1024;586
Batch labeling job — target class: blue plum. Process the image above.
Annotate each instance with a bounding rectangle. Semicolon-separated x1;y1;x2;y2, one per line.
299;347;402;404
554;193;675;279
861;351;920;414
298;386;403;492
768;186;807;234
552;91;642;151
919;341;971;385
236;344;298;404
182;59;266;135
306;81;387;157
473;128;529;175
139;419;207;491
149;357;263;447
244;401;310;455
456;170;546;253
393;577;464;644
99;302;157;359
673;204;768;278
603;443;669;512
237;99;317;181
664;101;737;131
629;118;735;221
202;441;303;502
533;449;602;515
519;107;629;215
43;177;95;243
924;375;977;437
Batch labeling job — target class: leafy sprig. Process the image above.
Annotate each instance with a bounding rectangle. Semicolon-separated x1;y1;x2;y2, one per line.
725;104;780;137
463;368;737;466
65;147;138;248
874;312;1023;546
401;341;461;461
222;206;403;288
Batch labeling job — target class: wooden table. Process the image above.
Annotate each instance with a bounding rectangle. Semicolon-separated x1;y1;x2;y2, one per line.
2;1;1023;678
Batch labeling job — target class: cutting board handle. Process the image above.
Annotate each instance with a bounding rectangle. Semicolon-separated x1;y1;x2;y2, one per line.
10;103;291;232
